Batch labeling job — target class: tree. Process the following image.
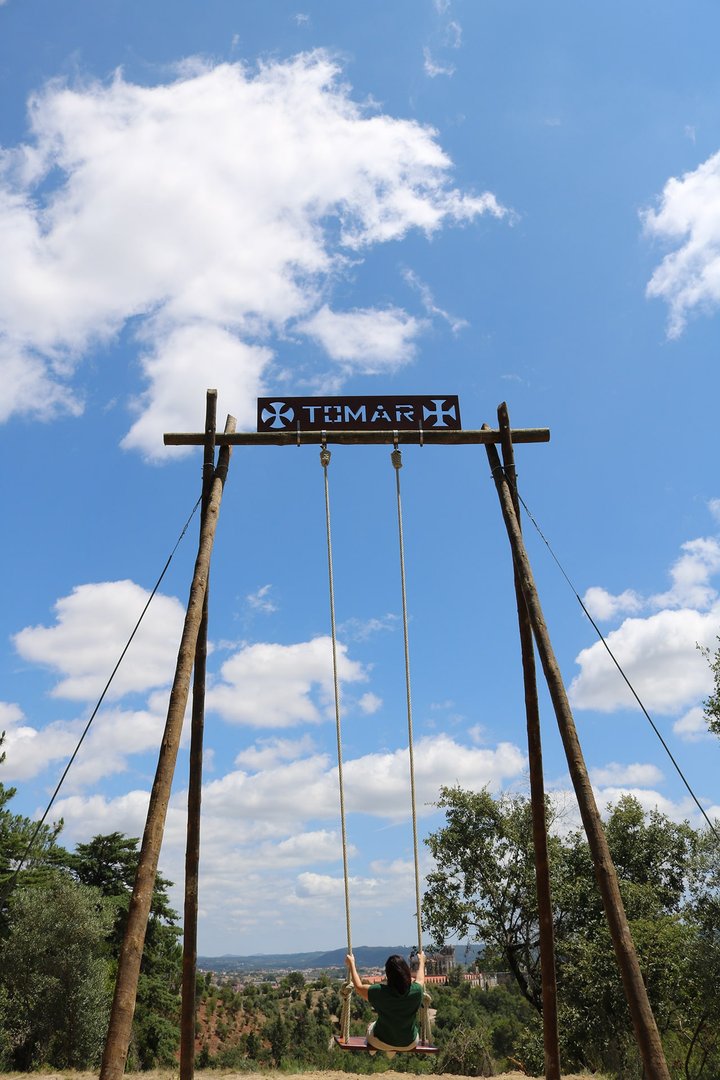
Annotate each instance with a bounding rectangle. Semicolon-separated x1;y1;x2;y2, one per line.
701;637;720;737
424;786;720;1077
424;787;562;1012
0;733;66;932
70;832;182;1068
0;872;111;1069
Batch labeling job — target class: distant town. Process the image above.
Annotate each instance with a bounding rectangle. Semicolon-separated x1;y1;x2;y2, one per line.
197;944;512;992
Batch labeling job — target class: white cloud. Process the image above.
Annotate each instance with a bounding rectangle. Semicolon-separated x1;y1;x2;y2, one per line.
433;0;451;12
0;54;505;450
122;324;270;461
206;636;367;727
0;692;173;787
423;48;456;79
339;614;399;641
50;729;526;950
295;871;380;902
234;734;317;769
644;149;720;337
569;605;718;714
595;786;700;823
298;304;424;371
402;268;468;334
13;580;185;700
246;584;278;614
673;705;713;742
583;537;720;622
582;586;643;621
359;692;382;714
0;701;24;727
445;21;462;48
709;498;720;523
590;762;664;787
650;537;720;609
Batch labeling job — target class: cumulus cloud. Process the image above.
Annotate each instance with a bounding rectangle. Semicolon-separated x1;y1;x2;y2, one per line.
651;538;720;609
673;705;713;742
0;701;24;727
644;149;720;337
590;762;664;787
13;583;183;703
298;305;424;371
50;729;526;950
583;537;720;622
13;580;185;700
0;53;506;452
206;636;368;728
358;692;382;714
569;605;718;714
582;586;643;621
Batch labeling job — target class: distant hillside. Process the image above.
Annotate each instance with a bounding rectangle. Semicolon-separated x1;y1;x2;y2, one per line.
198;943;483;972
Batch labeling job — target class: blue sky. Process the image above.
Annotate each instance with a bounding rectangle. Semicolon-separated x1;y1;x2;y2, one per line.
1;0;719;956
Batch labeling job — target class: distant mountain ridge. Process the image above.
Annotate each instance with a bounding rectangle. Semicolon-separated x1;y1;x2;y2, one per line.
198;944;482;972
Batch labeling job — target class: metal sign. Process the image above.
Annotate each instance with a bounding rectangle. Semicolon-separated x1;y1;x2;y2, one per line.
257;395;461;432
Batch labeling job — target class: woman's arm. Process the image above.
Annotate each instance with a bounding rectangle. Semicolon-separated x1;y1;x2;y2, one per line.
415;950;426;987
345;953;370;1000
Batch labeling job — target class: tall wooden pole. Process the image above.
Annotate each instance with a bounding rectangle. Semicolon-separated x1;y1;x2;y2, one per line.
496;406;560;1080
485;440;671;1080
179;390;217;1080
100;411;237;1080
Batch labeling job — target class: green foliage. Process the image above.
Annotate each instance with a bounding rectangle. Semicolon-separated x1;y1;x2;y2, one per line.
0;871;111;1069
0;733;66;933
701;636;720;737
69;831;182;1068
424;785;720;1079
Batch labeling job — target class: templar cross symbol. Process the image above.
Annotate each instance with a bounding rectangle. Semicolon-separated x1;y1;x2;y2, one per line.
260;401;295;429
422;398;457;427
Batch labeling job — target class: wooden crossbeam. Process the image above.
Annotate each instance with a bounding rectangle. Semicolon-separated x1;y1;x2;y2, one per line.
164;426;550;447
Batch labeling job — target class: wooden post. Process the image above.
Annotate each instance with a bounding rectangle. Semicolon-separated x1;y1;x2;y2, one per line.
179;390;217;1080
100;412;237;1080
485;440;671;1080
496;406;560;1080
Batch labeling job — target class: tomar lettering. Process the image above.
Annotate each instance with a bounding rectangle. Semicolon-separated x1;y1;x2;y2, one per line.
258;396;461;432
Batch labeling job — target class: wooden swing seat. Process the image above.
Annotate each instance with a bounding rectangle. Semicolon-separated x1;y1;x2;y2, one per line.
334;1035;438;1055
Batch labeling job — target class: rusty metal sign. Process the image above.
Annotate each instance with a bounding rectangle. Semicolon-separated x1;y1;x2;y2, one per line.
257;395;461;432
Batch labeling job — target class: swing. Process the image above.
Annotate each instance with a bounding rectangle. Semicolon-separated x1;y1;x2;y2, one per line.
319;442;437;1056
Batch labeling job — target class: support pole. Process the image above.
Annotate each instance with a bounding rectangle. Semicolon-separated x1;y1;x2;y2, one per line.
496;405;560;1080
100;411;237;1080
485;439;671;1080
180;390;217;1080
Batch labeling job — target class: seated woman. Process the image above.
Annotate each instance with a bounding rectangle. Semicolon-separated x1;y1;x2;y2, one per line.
345;950;426;1053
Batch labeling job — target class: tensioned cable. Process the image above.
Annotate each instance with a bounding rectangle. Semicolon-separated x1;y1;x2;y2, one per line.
495;465;720;844
391;446;424;953
392;446;434;1047
320;445;353;956
0;493;203;905
319;444;355;1046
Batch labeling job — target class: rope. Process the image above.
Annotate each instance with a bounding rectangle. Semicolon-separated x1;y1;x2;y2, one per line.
0;493;203;909
391;448;424;953
319;446;354;1040
494;464;720;845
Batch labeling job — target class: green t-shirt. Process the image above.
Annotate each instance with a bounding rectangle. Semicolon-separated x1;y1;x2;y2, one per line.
367;981;423;1046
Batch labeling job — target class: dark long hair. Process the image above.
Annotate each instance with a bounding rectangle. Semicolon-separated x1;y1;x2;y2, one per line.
385;954;412;994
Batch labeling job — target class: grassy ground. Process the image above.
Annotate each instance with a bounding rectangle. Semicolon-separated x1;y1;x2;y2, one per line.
0;1070;611;1080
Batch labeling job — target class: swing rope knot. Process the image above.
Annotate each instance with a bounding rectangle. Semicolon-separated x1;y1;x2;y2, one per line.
391;448;403;471
320;447;331;468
